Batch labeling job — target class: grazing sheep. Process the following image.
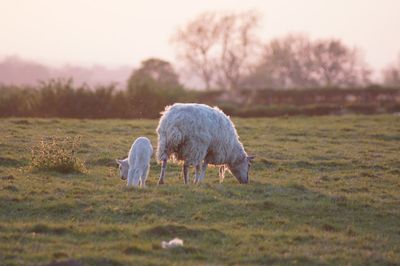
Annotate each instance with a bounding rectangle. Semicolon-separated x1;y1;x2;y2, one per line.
156;103;254;184
116;137;153;187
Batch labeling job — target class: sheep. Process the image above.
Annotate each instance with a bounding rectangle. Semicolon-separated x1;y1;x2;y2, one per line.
116;137;153;187
156;103;254;185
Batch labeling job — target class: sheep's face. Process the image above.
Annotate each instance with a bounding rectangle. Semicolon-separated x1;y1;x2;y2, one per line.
116;159;129;180
228;156;254;184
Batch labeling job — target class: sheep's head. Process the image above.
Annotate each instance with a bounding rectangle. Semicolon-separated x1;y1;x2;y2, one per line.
116;159;129;180
228;156;255;184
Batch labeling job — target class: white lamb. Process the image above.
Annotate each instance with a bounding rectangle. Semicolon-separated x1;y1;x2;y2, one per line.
116;137;153;187
156;103;254;184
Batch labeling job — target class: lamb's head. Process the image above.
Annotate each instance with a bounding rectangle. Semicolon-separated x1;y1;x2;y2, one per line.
228;156;255;184
116;159;129;180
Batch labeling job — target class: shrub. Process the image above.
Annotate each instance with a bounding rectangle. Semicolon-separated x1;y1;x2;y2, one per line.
30;136;87;173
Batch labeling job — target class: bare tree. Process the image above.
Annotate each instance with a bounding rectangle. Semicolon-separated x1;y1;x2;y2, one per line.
311;39;371;87
382;54;400;87
243;35;371;89
171;10;261;90
171;12;220;90
216;11;261;90
243;34;315;89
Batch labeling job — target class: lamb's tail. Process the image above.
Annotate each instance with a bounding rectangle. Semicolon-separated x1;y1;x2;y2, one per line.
156;128;183;162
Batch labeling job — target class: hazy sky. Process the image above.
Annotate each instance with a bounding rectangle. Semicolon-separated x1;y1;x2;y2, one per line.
1;0;399;75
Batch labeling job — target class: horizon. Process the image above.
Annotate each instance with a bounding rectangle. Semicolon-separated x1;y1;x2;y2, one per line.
1;0;400;83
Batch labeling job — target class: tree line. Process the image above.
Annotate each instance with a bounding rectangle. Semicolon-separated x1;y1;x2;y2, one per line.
1;77;399;119
1;10;400;119
172;10;400;90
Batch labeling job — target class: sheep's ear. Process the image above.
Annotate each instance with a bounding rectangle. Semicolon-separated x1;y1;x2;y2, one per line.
247;156;255;161
116;159;122;165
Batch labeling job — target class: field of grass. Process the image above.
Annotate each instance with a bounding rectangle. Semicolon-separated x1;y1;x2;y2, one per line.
0;115;399;266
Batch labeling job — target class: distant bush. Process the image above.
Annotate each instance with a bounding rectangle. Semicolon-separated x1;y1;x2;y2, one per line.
0;79;399;118
237;105;299;117
30;136;87;173
0;79;191;118
218;103;398;117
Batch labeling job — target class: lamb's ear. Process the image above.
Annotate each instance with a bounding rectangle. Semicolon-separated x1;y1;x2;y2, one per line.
115;159;122;165
247;156;255;161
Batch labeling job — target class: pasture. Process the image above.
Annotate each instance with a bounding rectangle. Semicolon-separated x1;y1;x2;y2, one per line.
0;115;399;265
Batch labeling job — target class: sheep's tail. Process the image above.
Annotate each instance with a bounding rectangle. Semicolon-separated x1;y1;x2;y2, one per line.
156;127;183;162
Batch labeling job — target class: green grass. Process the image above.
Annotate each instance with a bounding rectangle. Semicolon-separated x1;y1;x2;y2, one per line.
0;115;399;265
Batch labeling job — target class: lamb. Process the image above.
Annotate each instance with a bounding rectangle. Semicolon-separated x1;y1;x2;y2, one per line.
156;103;254;184
116;137;153;187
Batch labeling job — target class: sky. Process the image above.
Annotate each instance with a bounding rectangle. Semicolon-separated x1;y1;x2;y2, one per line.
1;0;399;77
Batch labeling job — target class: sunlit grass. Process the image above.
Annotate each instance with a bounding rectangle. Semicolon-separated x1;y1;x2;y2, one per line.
0;116;399;265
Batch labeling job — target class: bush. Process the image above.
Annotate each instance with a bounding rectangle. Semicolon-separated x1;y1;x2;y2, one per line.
30;136;87;173
1;80;399;118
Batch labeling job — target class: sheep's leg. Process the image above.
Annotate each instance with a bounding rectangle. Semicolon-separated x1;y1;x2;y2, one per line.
194;162;208;184
193;164;201;184
158;159;167;185
183;163;189;184
199;162;208;182
219;165;225;183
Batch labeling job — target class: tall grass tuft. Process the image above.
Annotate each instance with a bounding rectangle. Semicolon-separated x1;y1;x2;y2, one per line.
30;136;87;173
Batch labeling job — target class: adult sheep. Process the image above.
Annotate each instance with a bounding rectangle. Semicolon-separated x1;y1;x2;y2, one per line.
156;103;254;184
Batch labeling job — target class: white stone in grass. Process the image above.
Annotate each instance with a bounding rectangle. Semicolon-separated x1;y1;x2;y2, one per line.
161;238;184;249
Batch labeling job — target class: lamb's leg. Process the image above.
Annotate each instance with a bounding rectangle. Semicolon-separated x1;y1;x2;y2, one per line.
127;168;135;186
183;163;189;184
141;165;150;188
132;170;141;187
219;165;225;183
158;159;167;185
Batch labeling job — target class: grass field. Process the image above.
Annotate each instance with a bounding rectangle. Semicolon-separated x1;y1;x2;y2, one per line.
0;115;399;266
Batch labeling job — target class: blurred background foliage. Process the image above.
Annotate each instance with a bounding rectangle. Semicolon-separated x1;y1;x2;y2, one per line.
1;11;400;119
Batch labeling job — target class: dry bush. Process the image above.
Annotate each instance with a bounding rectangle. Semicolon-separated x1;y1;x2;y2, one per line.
30;136;87;173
